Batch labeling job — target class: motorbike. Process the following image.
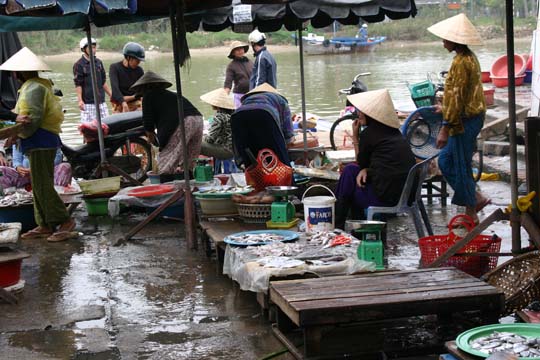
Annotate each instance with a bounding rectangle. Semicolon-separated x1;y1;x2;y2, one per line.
61;111;152;182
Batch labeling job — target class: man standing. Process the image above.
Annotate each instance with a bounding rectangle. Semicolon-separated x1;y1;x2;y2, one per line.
248;29;277;90
73;38;112;123
109;42;145;113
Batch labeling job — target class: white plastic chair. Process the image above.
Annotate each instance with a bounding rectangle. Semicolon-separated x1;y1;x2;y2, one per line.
366;156;435;238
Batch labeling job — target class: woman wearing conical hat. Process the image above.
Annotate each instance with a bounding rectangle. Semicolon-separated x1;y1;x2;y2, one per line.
223;41;252;108
200;88;235;160
334;89;416;229
130;71;203;178
0;47;75;242
428;13;490;223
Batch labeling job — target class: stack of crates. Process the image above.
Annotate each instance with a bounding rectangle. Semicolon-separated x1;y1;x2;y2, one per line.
408;80;436;108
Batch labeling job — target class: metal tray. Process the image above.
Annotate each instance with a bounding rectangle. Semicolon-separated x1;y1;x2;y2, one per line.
456;323;540;359
223;230;299;247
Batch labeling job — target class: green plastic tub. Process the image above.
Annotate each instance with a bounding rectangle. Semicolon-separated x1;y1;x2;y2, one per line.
84;198;109;216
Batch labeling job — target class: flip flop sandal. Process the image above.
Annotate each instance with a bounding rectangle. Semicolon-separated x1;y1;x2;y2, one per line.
21;228;53;239
57;219;76;233
475;198;492;213
47;231;79;243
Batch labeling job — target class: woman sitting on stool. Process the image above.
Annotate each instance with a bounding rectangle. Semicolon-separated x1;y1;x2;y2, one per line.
335;89;416;229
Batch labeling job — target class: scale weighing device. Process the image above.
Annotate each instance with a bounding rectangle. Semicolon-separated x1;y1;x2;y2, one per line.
194;158;214;182
265;186;299;229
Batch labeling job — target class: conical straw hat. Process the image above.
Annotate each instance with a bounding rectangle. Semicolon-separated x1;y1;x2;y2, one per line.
200;88;235;110
241;83;280;101
347;89;400;129
130;71;172;92
228;41;249;59
427;13;483;46
0;47;51;71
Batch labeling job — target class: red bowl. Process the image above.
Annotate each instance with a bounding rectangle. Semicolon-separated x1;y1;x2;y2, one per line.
491;54;527;77
481;71;491;83
490;74;526;88
0;259;22;288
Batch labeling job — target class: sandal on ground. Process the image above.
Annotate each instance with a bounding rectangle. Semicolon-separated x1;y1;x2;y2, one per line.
21;227;53;239
57;218;76;233
47;231;78;243
475;198;492;213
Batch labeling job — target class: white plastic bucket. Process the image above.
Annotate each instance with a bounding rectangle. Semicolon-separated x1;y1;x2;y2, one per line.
302;184;336;234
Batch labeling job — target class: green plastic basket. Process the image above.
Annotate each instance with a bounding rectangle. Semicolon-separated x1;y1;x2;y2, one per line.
84;198;109;216
408;80;436;108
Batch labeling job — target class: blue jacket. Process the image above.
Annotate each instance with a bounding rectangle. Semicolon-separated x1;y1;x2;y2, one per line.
250;46;277;89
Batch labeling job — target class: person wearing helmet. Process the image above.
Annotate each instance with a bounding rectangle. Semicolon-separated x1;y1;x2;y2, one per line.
224;41;252;108
248;29;277;90
109;42;145;113
73;37;112;123
357;23;368;41
0;47;75;242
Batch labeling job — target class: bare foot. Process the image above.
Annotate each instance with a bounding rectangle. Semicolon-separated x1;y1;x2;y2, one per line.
465;207;479;225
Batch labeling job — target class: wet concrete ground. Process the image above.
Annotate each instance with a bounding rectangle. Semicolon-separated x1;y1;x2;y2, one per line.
0;179;525;359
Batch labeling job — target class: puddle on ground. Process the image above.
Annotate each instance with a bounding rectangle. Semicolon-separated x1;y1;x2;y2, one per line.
9;329;77;359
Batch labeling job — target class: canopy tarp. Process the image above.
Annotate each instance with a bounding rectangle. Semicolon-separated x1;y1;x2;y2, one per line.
188;0;417;32
0;0;417;31
0;32;21;111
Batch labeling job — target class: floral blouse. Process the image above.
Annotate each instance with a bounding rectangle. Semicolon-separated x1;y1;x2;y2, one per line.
204;111;233;152
442;51;486;136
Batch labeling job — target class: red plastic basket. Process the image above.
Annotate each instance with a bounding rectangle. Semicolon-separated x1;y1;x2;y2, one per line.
419;215;501;278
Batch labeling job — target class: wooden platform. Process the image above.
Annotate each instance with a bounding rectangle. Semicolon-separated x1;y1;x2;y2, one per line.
270;268;504;359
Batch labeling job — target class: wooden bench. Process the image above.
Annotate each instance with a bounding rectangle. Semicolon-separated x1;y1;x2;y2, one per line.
269;268;504;359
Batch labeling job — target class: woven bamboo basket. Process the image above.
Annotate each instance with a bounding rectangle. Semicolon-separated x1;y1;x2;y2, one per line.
485;250;540;315
236;203;271;224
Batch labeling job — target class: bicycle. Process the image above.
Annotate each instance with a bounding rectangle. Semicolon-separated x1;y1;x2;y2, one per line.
406;71;483;182
329;72;369;150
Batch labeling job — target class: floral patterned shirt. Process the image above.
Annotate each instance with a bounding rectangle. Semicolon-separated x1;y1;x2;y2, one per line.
204;111;233;152
442;51;486;136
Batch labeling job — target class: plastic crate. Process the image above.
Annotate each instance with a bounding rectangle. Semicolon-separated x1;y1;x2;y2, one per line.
408;80;436;108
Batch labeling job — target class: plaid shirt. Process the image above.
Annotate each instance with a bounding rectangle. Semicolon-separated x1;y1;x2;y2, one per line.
236;92;294;142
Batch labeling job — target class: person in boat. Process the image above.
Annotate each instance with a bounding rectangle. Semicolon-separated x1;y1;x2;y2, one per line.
248;30;277;90
73;37;112;123
0;145;71;189
0;47;75;242
357;24;368;41
231;83;293;168
224;41;253;108
428;13;490;224
200;88;236;160
334;89;416;229
109;42;145;113
130;71;203;177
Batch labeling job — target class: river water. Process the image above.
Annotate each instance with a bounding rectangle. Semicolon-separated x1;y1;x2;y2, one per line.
45;40;530;146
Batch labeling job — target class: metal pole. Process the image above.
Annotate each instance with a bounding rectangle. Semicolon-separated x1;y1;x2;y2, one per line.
169;0;195;250
298;23;308;165
506;0;521;253
84;23;107;169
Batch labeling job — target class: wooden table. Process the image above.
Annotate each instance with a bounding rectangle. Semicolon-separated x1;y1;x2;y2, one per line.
270;268;504;359
199;220;267;270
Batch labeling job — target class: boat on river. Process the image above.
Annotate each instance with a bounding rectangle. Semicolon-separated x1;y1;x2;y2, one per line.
302;33;386;55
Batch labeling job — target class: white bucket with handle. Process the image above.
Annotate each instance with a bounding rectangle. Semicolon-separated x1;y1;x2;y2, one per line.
302;184;336;234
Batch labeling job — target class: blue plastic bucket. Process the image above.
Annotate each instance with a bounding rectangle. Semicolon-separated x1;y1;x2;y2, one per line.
0;204;36;232
525;70;533;84
145;200;184;219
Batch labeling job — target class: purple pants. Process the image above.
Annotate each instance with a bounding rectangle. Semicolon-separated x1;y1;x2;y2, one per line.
0;163;72;189
335;163;388;210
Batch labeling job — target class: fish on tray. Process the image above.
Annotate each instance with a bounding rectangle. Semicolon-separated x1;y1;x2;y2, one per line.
470;331;540;357
228;233;286;245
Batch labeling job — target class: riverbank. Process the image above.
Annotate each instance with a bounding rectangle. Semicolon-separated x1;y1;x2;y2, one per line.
43;36;534;62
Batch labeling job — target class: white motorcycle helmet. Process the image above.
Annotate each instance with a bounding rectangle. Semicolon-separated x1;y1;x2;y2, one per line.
248;29;266;44
80;37;97;51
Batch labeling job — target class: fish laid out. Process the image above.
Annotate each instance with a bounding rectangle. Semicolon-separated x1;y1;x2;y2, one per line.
197;185;252;194
470;331;540;357
307;230;353;248
0;190;33;207
228;233;285;245
250;242;304;258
